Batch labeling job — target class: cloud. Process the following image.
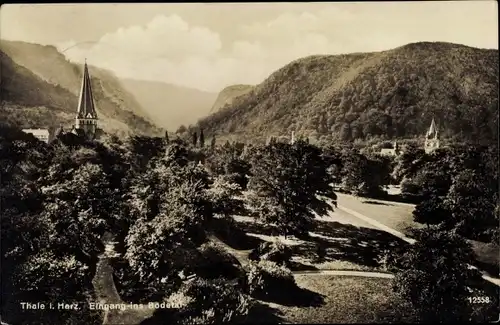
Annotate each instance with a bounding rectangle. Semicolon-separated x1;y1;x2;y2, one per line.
58;3;497;92
60;13;289;92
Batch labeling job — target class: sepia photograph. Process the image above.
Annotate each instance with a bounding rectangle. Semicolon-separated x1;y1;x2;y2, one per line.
0;2;498;324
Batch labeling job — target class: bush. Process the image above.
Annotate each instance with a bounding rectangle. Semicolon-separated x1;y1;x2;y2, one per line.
377;246;409;273
412;195;450;226
248;241;292;267
400;178;420;196
172;278;251;325
245;260;295;297
193;242;244;281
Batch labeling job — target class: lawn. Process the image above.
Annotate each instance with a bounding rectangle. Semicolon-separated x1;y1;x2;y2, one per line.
243;275;415;324
228;213;410;273
336;193;420;235
336;193;500;277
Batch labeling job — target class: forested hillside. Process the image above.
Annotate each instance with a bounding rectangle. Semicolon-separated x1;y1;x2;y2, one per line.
199;42;498;145
0;40;161;137
0;51;77;127
210;84;254;113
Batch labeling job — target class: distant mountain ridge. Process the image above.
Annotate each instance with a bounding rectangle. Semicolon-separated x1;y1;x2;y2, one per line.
198;42;498;145
0;40;161;137
120;78;217;132
210;84;254;113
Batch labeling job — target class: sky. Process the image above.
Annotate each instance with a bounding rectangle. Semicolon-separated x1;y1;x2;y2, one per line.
1;2;498;92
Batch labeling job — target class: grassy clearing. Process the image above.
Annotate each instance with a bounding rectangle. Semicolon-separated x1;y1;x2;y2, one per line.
336;193;418;234
291;257;384;272
244;274;500;324
222;197;499;324
243;275;414;324
337;193;500;277
469;240;500;278
226;214;409;273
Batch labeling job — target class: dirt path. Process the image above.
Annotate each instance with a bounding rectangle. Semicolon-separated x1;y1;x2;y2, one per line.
292;270;394;278
92;234;155;325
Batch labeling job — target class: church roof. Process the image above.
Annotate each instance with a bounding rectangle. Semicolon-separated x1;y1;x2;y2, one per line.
426;118;438;137
71;127;86;137
76;61;98;119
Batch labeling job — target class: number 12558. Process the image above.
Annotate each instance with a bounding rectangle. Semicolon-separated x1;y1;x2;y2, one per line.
467;296;491;304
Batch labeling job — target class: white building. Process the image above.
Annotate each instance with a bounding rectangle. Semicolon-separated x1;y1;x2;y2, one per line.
379;141;401;156
22;128;50;143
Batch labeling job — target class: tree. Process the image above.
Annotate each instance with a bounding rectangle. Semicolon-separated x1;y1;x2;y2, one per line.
176;125;187;134
393;228;478;323
248;140;334;237
165;131;170;143
340;151;365;193
206;175;244;220
199;128;205;148
445;169;499;241
411;167;452;200
192;132;198;147
412;195;450;226
392;145;426;183
124;161;212;301
322;145;343;186
340;151;386;197
205;145;251;191
210;135;216;150
339;123;351;141
124;135;166;171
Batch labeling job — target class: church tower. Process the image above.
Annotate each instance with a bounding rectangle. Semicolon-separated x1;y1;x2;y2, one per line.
74;59;99;139
424;118;440;153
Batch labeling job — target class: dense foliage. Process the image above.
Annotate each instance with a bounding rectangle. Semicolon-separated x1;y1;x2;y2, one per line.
247;139;335;238
0;127;251;325
199;42;498;145
204;143;251;191
2;120;497;324
393;228;479;322
249;241;293;267
1;126;111;324
245;260;296;297
394;145;499;242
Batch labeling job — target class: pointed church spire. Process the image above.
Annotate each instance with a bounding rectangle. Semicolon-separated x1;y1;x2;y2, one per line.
76;61;98;120
424;117;440;153
427;118;438;138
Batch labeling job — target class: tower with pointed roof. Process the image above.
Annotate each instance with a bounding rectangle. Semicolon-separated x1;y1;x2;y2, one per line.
424;118;439;153
73;59;99;140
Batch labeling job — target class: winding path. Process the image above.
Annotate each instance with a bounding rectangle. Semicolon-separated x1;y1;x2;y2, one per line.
335;199;500;287
292;270;394;278
92;234;155;325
